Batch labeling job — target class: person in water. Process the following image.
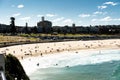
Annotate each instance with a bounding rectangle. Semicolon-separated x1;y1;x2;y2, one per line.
37;63;39;66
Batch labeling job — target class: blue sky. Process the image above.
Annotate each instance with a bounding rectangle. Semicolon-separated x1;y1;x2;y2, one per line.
0;0;120;26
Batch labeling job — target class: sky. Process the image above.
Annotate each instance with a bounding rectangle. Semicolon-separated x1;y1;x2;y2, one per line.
0;0;120;27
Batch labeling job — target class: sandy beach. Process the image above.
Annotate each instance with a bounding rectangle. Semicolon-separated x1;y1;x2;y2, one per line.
0;39;120;60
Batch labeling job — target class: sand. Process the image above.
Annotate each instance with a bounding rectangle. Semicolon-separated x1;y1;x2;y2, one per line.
0;39;120;60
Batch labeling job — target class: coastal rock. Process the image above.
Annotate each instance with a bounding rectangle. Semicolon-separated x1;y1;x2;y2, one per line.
5;54;29;80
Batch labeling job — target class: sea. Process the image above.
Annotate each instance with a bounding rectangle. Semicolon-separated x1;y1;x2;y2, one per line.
21;49;120;80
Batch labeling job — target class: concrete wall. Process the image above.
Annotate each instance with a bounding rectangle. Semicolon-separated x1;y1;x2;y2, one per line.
0;54;5;73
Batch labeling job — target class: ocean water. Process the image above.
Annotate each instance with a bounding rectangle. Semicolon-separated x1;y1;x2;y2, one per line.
21;49;120;80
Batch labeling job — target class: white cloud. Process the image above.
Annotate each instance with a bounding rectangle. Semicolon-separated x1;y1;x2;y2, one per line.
78;21;82;23
37;14;44;17
100;16;112;21
46;14;56;17
91;16;112;22
93;11;103;15
98;5;107;9
53;17;64;22
20;17;31;21
17;4;24;8
0;19;3;23
93;11;107;16
63;19;73;24
78;14;90;18
52;17;73;26
104;2;118;6
37;14;57;18
91;19;97;22
12;13;21;17
91;16;120;22
114;18;120;21
97;2;118;10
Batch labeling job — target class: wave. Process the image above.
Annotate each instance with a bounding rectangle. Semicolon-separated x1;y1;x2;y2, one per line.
20;49;120;75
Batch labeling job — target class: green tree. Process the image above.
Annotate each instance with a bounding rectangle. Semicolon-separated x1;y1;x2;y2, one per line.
31;26;38;33
10;17;17;35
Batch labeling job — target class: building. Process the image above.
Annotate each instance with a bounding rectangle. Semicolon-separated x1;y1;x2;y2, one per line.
0;24;11;33
37;17;52;33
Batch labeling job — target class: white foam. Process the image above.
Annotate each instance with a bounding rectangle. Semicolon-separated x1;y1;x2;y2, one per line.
20;49;120;75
